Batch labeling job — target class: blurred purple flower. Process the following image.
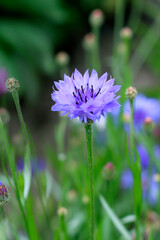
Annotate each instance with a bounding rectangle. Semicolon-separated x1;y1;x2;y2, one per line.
121;169;159;205
17;158;46;175
121;144;160;205
137;144;150;168
51;69;121;123
0;68;8;95
124;94;160;129
121;169;133;189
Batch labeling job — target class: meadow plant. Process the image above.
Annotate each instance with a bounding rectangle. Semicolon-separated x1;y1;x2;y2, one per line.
51;69;121;239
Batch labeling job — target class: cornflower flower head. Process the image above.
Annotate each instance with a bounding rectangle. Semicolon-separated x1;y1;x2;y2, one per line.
0;182;9;206
51;69;121;123
0;68;8;95
123;94;160;130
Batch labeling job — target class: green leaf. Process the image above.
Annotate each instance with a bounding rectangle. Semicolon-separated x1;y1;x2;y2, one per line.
121;215;136;224
45;170;61;201
23;144;31;200
99;195;132;240
26;196;39;240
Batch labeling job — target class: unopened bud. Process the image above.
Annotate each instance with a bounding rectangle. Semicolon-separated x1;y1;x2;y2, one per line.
120;27;133;40
82;33;96;51
125;86;137;100
144;117;155;131
101;162;115;180
0;108;10;124
144;117;152;126
0;182;9;206
82;195;89;205
57;207;67;216
55;51;70;67
67;190;77;202
6;78;20;93
89;9;104;27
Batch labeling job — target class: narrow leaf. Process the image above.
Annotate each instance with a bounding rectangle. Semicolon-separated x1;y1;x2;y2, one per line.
23;144;31;200
26;196;39;240
99;195;132;240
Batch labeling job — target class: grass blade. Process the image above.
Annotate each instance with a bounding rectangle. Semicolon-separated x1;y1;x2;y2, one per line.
99;195;132;240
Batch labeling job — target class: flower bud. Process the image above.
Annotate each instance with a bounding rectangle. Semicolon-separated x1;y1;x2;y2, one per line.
89;9;104;27
55;51;70;67
67;190;77;202
144;117;152;126
0;182;9;206
120;27;133;40
82;195;89;205
6;78;20;93
144;117;155;131
0;108;10;124
101;162;115;180
82;33;96;51
125;86;137;100
57;207;67;216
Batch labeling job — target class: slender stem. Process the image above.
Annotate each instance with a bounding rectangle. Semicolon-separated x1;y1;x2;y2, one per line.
12;91;30;145
11;91;52;238
113;0;125;48
0;207;5;221
59;215;68;240
0;119;30;237
129;99;140;240
129;100;134;164
85;123;94;240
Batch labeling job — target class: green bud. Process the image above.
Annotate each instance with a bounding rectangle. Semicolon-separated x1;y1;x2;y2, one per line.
6;78;20;93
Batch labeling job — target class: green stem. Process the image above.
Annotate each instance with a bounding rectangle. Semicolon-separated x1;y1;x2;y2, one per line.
113;0;125;48
0;207;5;221
12;91;30;145
59;215;68;240
129;100;134;164
0;119;30;237
85;123;94;240
129;99;140;240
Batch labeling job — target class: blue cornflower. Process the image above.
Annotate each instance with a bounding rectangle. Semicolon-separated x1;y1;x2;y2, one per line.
123;94;160;129
51;69;121;123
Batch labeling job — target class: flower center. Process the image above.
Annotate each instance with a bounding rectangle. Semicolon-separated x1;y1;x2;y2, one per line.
72;85;101;106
